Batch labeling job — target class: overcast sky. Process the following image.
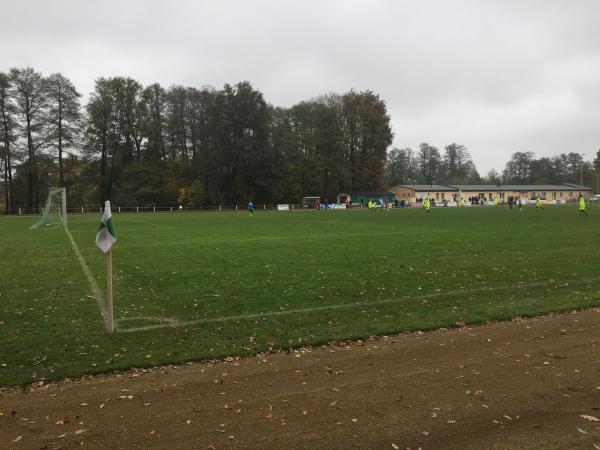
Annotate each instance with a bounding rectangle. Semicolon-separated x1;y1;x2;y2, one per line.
1;0;599;173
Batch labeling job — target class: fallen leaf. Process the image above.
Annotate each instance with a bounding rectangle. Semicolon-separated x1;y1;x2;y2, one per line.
581;415;600;422
74;429;86;435
577;428;589;435
13;436;22;442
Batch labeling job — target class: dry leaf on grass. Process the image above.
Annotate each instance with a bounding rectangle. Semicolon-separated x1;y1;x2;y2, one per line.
581;415;600;422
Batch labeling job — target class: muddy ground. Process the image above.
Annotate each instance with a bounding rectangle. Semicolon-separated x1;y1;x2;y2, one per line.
2;309;600;449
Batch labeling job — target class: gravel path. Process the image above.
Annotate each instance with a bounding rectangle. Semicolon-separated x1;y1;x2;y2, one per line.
2;309;600;449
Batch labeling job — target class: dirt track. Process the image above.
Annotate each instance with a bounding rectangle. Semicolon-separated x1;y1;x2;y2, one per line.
2;309;600;449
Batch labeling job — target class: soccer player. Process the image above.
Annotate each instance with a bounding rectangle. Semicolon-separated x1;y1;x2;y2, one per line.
535;197;544;210
247;200;254;216
459;197;465;207
517;196;523;212
424;197;431;213
579;194;588;216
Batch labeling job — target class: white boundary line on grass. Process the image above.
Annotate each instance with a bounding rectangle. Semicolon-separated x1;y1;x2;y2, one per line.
64;227;109;330
116;277;597;333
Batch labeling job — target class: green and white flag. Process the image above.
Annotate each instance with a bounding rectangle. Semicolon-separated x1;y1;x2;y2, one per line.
96;201;117;253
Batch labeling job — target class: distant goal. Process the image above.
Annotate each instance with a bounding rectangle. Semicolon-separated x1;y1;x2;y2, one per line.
30;187;67;229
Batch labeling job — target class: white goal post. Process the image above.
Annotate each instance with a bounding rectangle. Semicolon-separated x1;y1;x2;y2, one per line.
30;187;67;229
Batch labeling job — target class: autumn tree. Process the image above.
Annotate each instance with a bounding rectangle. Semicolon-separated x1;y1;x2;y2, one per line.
340;90;393;191
45;73;81;187
86;78;118;202
0;73;16;212
10;67;47;210
502;151;534;184
386;147;416;185
417;143;442;184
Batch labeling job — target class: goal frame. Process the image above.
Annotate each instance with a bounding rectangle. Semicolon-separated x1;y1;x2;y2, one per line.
30;187;67;229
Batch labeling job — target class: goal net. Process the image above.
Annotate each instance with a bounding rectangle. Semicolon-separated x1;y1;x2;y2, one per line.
30;188;67;229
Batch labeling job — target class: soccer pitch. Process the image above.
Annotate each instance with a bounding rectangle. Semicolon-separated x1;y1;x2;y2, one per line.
1;206;600;386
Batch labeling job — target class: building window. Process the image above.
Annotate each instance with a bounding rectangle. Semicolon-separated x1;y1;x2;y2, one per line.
500;192;505;199
552;192;557;200
560;192;563;198
569;192;573;198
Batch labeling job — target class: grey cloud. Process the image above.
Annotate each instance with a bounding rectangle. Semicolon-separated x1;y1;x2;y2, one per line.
1;0;599;173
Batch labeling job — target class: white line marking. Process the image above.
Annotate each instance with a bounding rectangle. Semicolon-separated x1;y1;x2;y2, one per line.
64;227;109;330
116;277;597;333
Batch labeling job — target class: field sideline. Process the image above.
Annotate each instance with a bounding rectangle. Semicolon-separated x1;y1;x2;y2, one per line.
1;206;599;386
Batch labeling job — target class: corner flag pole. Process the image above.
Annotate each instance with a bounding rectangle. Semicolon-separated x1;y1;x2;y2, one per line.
107;248;114;334
95;200;118;334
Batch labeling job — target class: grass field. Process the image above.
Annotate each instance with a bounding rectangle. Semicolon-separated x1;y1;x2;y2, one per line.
1;205;600;386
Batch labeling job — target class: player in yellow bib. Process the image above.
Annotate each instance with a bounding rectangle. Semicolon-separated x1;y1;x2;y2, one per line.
535;197;543;210
579;194;587;216
423;197;431;213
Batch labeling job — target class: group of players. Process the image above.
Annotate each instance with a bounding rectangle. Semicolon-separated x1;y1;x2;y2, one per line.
246;194;588;215
419;193;588;215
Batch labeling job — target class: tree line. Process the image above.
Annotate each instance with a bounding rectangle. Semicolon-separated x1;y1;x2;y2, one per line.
0;67;393;212
386;145;600;189
1;67;598;213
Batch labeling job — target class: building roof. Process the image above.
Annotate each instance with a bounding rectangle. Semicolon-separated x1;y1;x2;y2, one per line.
351;191;395;196
389;183;590;192
443;184;590;192
558;183;590;190
445;184;500;191
394;184;457;192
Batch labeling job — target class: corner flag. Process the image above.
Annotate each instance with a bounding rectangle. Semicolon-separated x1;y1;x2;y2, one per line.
96;201;117;253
